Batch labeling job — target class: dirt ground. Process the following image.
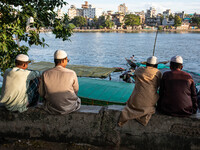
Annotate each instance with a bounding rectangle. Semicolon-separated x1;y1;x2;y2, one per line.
0;137;131;150
0;138;102;150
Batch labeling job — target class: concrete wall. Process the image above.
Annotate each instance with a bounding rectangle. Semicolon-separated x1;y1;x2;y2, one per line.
0;105;200;150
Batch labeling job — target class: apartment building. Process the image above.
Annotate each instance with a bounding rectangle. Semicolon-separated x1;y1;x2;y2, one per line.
163;9;172;18
145;7;158;26
175;11;185;19
68;5;83;19
56;9;64;19
83;4;102;18
82;1;89;9
68;5;77;19
135;11;145;24
118;3;128;14
146;7;157;18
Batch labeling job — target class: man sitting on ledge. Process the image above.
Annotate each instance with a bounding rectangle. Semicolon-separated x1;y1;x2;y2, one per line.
0;54;40;112
118;56;162;126
157;55;198;116
39;50;81;114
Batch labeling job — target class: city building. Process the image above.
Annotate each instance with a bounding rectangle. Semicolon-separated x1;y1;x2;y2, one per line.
112;13;125;27
135;11;145;24
68;1;102;19
146;7;157;18
183;18;191;23
176;22;190;30
163;9;172;18
68;5;83;19
82;1;89;9
118;3;128;14
175;11;185;19
68;5;77;19
145;17;161;26
145;7;159;26
107;10;114;15
56;9;64;19
194;13;200;18
26;17;34;31
83;4;102;18
77;9;84;17
162;18;175;26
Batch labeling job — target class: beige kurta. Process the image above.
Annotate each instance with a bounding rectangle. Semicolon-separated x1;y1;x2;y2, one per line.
39;66;81;115
119;66;161;126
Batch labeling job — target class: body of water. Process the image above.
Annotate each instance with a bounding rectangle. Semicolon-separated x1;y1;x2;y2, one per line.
28;32;200;72
0;32;200;85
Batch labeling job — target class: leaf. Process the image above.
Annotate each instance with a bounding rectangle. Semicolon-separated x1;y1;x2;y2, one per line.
0;0;72;73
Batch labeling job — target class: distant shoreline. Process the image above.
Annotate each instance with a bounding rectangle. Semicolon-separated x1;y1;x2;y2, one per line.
73;29;200;33
38;28;200;33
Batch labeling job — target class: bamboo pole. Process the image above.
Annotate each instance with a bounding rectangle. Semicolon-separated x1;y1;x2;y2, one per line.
153;29;158;56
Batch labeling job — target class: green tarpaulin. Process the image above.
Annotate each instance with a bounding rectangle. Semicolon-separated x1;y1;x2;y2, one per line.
0;77;134;105
29;61;116;78
78;78;134;105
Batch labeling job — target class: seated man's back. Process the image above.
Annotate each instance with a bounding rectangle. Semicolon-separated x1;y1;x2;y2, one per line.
0;54;40;112
119;56;162;126
39;50;81;114
158;55;197;116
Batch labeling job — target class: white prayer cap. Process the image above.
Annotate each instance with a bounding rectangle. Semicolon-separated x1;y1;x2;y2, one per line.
147;56;158;65
170;55;183;64
54;50;67;59
16;54;31;63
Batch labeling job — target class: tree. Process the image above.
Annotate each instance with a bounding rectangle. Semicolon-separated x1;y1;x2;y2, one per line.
91;16;98;28
192;17;200;26
71;16;87;28
158;26;163;30
98;15;106;28
0;0;74;73
124;14;140;27
160;14;164;25
174;15;182;27
169;14;174;21
104;16;114;29
105;19;114;29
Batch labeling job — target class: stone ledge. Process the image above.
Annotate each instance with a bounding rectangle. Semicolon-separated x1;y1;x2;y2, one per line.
0;105;200;149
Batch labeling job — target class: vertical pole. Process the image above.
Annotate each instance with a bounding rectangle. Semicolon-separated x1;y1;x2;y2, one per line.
153;29;158;56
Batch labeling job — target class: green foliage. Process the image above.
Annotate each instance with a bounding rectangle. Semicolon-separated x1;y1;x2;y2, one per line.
71;16;87;28
53;15;75;41
99;25;104;29
158;26;163;30
192;17;200;26
105;20;114;29
97;15;106;28
104;16;114;29
124;14;140;27
169;14;174;21
96;15;114;29
160;15;164;25
91;16;98;28
0;0;74;73
174;15;182;27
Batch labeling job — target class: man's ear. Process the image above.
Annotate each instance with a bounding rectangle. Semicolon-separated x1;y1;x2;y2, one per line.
23;63;26;67
180;65;183;70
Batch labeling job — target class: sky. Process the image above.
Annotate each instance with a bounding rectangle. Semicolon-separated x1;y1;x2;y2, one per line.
62;0;200;14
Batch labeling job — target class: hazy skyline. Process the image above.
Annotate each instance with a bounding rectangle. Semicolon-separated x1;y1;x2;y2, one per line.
62;0;200;14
